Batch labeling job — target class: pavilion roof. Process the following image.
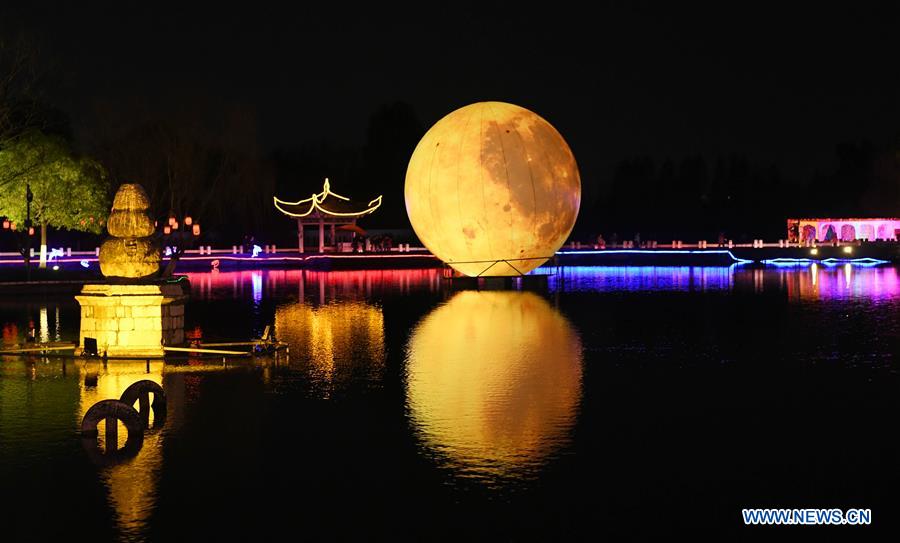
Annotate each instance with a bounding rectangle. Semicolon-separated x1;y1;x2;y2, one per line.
274;178;382;219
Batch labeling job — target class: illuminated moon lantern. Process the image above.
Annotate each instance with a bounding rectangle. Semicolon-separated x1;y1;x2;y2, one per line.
405;102;581;277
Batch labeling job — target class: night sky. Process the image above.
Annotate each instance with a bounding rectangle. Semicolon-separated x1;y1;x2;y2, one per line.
4;3;899;199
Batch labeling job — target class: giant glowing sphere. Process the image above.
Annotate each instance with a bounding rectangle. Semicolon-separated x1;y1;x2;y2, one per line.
405;102;581;277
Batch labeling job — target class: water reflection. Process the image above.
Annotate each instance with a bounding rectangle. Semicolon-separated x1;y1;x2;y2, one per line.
275;300;385;397
405;291;583;484
551;265;899;299
784;264;899;300
554;265;738;292
186;269;442;302
75;360;179;539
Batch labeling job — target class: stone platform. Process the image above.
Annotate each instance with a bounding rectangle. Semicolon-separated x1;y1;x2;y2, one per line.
74;279;189;357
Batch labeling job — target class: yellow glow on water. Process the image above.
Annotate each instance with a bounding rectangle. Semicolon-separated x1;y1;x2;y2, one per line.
78;361;165;441
275;301;385;394
405;291;583;481
39;307;49;343
76;361;167;535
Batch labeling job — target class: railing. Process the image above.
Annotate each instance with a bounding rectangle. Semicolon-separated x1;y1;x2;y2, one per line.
0;238;894;264
568;239;888;250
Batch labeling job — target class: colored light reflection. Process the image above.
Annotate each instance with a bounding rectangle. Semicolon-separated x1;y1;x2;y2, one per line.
553;265;738;292
251;271;263;305
405;291;583;483
185;269;443;302
274;301;385;397
782;264;900;300
761;257;889;266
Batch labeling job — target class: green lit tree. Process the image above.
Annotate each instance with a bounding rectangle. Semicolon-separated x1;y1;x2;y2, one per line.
0;131;109;267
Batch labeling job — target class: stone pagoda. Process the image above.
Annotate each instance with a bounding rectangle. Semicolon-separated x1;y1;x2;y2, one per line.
75;184;188;357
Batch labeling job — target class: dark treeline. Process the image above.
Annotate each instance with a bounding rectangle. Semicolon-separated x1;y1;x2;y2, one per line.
5;33;897;248
81;100;424;247
83;100;277;245
577;143;900;243
270;102;423;235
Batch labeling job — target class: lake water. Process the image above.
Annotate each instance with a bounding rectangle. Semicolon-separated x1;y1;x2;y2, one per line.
1;265;898;540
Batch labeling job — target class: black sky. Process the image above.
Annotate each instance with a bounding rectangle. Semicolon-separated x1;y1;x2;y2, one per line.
4;2;899;195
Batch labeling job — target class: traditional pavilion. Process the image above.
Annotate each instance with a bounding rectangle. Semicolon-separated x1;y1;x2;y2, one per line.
274;178;382;253
787;217;900;243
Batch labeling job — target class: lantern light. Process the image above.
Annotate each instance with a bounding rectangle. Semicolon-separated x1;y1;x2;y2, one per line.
28;227;34;236
2;220;9;229
172;221;179;230
168;217;176;226
842;246;852;254
810;248;818;255
163;226;172;235
185;216;193;226
9;222;16;230
405;101;581;277
192;224;200;236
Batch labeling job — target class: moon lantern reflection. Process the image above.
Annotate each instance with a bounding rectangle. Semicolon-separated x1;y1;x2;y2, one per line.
405;291;583;482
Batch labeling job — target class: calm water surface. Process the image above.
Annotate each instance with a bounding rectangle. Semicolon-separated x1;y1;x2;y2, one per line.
1;265;898;540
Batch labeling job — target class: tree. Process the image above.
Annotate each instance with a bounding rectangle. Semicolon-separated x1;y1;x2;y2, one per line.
87;100;276;244
362;102;424;228
0;131;109;267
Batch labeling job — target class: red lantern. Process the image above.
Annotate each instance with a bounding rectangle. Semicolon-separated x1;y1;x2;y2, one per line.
2;220;9;229
28;227;34;236
192;224;200;236
172;221;179;230
168;217;176;226
184;216;193;226
163;226;172;235
9;222;16;230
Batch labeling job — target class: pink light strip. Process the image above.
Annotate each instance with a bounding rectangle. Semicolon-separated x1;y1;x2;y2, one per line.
0;253;437;265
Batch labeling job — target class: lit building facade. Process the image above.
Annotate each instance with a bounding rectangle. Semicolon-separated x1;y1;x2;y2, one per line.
787;218;900;243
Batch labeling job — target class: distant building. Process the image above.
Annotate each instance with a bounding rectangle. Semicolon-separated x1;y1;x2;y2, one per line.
786;217;900;243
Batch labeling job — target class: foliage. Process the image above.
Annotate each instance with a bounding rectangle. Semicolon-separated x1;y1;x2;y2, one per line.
0;131;109;233
580;142;900;242
87;101;275;242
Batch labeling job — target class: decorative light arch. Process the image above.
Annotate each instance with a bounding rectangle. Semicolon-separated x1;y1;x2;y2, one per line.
273;179;382;253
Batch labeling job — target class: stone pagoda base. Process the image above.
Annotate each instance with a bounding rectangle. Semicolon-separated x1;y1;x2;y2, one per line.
74;280;189;357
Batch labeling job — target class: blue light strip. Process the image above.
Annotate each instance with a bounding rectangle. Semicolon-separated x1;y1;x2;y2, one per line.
761;257;890;266
555;249;753;264
821;257;890;264
759;259;814;267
